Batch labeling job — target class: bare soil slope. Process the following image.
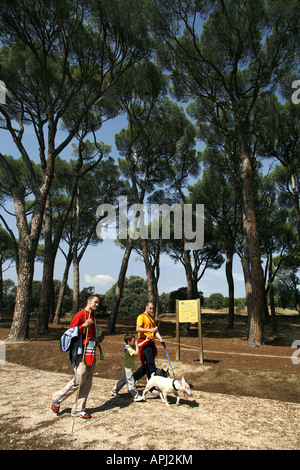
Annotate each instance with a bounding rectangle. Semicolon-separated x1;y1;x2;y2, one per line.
0;311;299;451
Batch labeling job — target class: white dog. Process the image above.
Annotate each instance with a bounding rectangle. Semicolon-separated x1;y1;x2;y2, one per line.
142;373;193;407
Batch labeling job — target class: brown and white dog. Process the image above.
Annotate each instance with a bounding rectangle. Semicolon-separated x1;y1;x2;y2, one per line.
142;373;193;406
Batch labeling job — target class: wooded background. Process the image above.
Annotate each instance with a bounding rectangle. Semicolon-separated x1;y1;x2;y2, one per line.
0;0;299;346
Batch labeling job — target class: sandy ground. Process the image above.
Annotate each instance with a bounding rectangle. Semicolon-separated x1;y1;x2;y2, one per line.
0;361;299;452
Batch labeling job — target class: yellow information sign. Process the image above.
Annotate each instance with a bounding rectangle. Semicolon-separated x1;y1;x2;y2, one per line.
178;299;199;323
176;298;203;364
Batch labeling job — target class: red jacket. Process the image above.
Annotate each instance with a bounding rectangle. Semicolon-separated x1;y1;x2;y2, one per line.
69;309;96;346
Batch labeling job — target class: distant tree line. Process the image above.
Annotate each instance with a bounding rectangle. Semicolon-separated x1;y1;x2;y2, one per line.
1;276;298;321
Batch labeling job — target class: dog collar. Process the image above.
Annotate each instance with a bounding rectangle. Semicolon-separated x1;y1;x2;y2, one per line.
172;379;178;391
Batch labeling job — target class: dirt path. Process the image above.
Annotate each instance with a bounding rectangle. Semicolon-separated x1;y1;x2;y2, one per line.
1;362;299;451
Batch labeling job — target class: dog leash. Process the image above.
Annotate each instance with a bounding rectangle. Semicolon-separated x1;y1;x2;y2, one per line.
162;340;176;380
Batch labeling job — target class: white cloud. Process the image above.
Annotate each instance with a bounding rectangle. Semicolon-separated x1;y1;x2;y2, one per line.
84;274;115;287
232;272;245;283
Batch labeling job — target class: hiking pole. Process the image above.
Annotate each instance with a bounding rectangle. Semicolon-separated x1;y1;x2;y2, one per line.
71;320;89;434
162;341;176;379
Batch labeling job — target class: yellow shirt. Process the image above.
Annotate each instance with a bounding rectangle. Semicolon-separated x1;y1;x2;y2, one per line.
136;312;156;340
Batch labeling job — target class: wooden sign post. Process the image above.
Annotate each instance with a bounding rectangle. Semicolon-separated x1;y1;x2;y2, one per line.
176;298;203;364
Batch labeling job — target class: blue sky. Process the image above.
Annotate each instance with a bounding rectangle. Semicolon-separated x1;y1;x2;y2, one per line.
0;113;248;301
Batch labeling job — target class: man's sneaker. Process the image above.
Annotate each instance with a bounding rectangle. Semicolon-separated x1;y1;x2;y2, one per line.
133;394;145;402
111;389;121;397
51;402;60;414
72;411;92;419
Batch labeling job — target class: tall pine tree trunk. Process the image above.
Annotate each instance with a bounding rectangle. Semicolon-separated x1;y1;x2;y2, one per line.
268;255;278;336
140;238;157;306
106;212;140;334
6;168;54;342
72;187;80;316
106;239;134;334
35;195;54;334
72;251;80;315
53;249;73;325
6;238;35;341
238;120;265;346
225;249;235;329
35;171;80;332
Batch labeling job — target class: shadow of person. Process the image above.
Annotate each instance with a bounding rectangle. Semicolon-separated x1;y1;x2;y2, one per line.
88;394;136;416
56;394;134;420
70;395;136;432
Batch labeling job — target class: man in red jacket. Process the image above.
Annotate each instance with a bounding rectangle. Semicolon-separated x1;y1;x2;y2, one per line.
51;295;104;419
